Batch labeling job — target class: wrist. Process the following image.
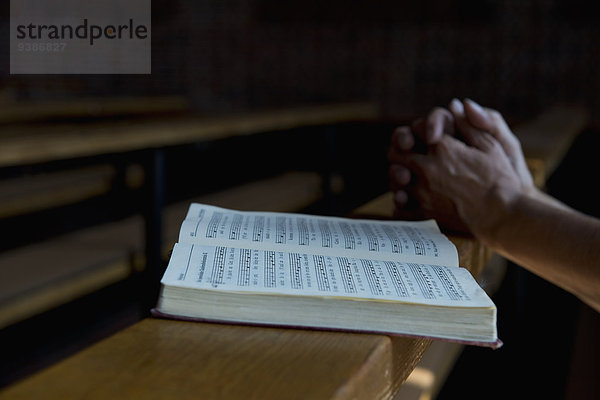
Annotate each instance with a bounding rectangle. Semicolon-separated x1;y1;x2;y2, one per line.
468;182;534;246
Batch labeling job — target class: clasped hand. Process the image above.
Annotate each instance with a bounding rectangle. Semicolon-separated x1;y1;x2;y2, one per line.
388;98;534;237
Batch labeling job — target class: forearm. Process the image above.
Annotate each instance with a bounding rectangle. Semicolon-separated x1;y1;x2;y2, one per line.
477;187;600;312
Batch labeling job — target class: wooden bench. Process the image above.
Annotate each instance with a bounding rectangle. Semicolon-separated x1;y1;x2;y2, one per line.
0;96;189;124
1;104;585;399
0;165;116;219
0;95;189;218
0;102;377;168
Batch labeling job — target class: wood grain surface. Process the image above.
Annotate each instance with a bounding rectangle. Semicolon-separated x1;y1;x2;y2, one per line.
0;102;377;168
0;319;426;400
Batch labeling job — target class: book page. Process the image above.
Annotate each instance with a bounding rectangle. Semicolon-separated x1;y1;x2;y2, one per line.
163;243;494;308
178;203;459;267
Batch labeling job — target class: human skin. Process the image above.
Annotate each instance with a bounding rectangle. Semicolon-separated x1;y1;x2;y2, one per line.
388;99;600;312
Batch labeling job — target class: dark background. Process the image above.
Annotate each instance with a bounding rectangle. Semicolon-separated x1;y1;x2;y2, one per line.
1;1;599;398
1;0;599;124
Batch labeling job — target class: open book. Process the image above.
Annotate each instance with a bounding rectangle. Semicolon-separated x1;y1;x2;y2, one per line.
154;203;500;348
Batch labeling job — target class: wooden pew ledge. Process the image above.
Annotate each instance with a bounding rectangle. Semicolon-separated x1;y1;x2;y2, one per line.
0;319;396;400
0;102;378;168
0;96;190;125
0;219;142;330
0;165;116;219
